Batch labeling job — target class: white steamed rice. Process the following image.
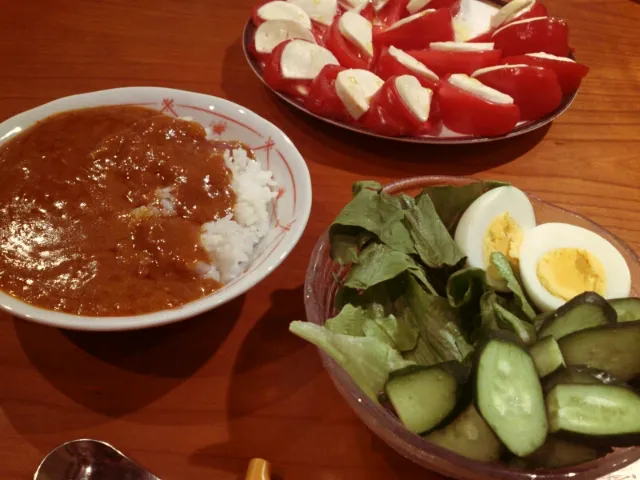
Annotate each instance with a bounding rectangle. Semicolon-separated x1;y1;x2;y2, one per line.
197;148;278;283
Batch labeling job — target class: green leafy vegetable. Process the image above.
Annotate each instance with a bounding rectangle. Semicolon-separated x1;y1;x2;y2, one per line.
476;291;536;346
418;181;509;233
289;321;414;400
490;252;536;320
352;180;382;195
494;303;537;346
446;268;489;332
405;194;466;269
326;304;419;352
344;243;436;294
329;188;414;263
400;275;474;365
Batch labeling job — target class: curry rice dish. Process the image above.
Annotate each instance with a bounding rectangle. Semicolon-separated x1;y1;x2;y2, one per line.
0;106;277;316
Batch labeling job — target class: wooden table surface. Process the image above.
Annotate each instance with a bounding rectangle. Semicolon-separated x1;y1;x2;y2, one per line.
0;0;639;479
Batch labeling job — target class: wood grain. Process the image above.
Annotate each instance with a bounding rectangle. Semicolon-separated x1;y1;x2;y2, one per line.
0;0;639;478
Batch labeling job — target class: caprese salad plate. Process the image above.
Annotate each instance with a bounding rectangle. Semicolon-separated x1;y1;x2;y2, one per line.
242;0;589;144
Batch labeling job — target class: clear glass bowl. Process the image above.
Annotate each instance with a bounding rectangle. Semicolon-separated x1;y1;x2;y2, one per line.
303;175;640;480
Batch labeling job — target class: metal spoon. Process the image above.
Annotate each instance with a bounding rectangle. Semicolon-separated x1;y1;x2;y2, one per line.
34;439;160;480
34;439;272;480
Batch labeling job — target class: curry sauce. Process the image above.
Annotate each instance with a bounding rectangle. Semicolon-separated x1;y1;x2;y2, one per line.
0;106;237;316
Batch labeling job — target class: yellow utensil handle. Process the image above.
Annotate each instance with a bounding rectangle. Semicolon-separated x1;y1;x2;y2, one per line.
245;458;271;480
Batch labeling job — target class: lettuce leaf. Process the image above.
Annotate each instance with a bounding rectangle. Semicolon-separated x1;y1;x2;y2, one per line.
418;181;509;233
289;321;414;401
326;303;419;352
329;188;415;263
399;275;474;365
490;252;536;320
344;243;436;294
475;291;536;346
405;194;466;269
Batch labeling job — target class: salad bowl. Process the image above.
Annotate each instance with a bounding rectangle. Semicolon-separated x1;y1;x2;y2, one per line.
303;175;640;479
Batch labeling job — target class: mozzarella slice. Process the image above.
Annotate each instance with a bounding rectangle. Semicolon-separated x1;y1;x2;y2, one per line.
257;1;312;29
372;0;391;11
430;41;495;52
339;11;374;57
490;0;537;28
335;69;384;119
255;20;316;54
448;73;514;104
388;9;434;30
280;40;339;79
339;0;370;13
471;64;528;77
395;75;432;122
406;0;431;15
492;16;548;36
527;52;576;63
287;0;338;26
388;46;438;82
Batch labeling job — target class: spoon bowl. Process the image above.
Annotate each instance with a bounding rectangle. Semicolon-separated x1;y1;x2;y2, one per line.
34;439;160;480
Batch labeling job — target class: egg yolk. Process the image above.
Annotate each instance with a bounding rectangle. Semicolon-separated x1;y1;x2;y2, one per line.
483;213;524;280
536;248;606;301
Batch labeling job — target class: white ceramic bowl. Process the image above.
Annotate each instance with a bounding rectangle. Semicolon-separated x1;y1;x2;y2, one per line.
0;87;312;331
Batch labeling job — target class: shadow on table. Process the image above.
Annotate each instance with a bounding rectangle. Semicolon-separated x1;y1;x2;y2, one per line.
4;296;243;433
270;98;552;177
189;285;322;478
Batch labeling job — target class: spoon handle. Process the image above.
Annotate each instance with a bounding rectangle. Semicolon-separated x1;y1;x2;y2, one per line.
245;458;271;480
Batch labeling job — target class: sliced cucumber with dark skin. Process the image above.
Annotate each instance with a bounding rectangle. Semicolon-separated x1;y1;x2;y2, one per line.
558;321;640;381
521;437;601;469
610;297;640;322
475;331;548;457
426;404;502;462
543;366;627;394
385;364;460;434
529;336;565;378
539;292;616;341
546;384;640;445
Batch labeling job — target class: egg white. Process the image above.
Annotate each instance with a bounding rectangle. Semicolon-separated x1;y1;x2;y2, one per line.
519;223;632;312
454;186;536;290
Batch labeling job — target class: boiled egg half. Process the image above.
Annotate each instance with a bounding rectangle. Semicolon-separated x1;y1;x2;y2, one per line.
454;186;536;290
519;223;631;312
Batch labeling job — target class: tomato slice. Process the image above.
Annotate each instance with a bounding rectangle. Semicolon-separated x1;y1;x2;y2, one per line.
362;75;437;136
407;0;461;16
375;46;439;90
325;13;374;69
406;49;502;77
263;40;337;100
501;53;589;95
374;8;454;50
372;0;408;29
472;65;562;121
359;3;375;21
438;75;520;136
492;17;570;57
304;65;351;121
469;1;547;42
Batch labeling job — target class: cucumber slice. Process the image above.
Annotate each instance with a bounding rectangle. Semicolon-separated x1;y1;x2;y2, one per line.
523;437;600;468
543;366;627;394
385;364;459;434
539;292;616;341
426;404;502;462
529;336;565;378
558;321;640;381
610;297;640;323
546;384;640;444
475;333;548;457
